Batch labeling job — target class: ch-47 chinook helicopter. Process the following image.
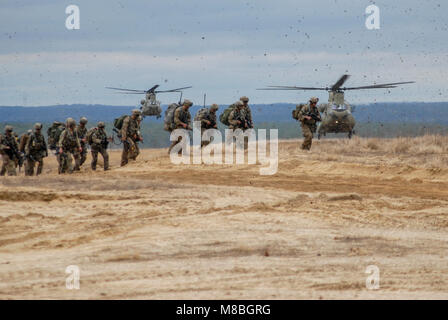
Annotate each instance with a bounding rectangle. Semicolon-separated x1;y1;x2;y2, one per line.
259;75;415;139
106;85;192;118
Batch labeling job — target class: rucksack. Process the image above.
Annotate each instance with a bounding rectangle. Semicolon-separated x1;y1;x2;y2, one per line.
53;126;64;144
113;115;128;130
194;107;209;122
86;127;97;145
163;103;181;131
292;104;305;120
219;104;236;126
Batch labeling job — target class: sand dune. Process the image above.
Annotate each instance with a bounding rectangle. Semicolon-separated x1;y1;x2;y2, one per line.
0;137;447;299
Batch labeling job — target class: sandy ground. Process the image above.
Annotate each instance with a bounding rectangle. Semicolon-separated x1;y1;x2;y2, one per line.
0;139;447;299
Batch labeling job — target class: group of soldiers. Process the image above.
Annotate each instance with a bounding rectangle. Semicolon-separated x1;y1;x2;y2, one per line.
0;95;321;176
0;109;145;176
167;95;254;153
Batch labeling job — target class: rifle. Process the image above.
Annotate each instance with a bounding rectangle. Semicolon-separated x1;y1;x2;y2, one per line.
101;136;110;149
304;111;321;123
3;138;24;170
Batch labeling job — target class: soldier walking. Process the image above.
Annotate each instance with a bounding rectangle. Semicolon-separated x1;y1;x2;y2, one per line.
239;96;254;128
25;123;48;176
168;99;193;154
195;103;219;147
75;117;88;170
297;97;321;150
58;118;82;174
121;109;143;166
0;125;19;176
89;122;109;171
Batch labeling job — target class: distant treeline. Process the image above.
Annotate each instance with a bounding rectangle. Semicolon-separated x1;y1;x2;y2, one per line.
2;122;447;149
1;102;448;124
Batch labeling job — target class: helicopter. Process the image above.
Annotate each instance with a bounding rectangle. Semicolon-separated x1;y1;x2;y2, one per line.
106;85;192;118
259;75;415;139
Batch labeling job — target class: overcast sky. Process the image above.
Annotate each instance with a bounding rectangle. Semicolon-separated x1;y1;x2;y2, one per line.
0;0;447;106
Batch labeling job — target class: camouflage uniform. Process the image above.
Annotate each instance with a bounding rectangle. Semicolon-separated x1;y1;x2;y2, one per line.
25;124;48;176
228;106;247;130
90;122;109;171
298;97;321;150
58;120;81;174
47;122;65;169
121;110;142;166
228;103;250;149
168;100;193;154
75;118;88;170
197;104;218;147
0;127;19;176
19;130;32;153
240;96;254;129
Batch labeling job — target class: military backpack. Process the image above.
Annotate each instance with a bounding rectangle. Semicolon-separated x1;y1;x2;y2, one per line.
292;104;305;120
86;127;97;145
163;103;181;131
113;115;128;131
219;104;236;126
194;107;210;122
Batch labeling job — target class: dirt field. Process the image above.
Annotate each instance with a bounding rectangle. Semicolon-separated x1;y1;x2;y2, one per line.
0;137;447;299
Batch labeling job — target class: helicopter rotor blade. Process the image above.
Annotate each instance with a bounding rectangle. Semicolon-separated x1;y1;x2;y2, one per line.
343;81;414;90
257;86;328;91
106;87;146;93
331;74;350;91
155;86;193;93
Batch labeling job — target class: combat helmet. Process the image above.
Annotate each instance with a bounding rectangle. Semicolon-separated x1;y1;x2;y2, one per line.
183;99;193;107
97;121;105;128
210;104;219;111
240;96;249;103
66;117;76;127
79;117;88;125
309;97;319;104
4;125;13;133
132;109;142;116
34;123;43;130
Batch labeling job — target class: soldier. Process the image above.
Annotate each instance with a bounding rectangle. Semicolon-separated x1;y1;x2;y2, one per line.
47;121;62;150
25;123;48;176
58;118;82;174
121;109;143;166
228;101;248;130
196;104;219;147
89;121;109;171
240;96;254;128
75;117;88;170
298;97;322;150
19;130;32;153
0;125;19;176
168;99;193;154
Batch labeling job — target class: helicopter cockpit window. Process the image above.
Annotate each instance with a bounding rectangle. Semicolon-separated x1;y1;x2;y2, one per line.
331;104;347;111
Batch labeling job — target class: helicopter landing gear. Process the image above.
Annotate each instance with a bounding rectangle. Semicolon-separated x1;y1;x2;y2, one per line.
348;130;353;139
